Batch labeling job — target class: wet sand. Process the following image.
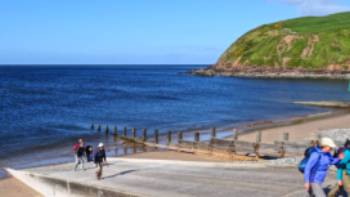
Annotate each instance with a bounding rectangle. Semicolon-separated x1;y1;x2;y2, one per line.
124;150;231;162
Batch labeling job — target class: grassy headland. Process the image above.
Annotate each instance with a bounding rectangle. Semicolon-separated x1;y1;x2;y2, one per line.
194;12;350;78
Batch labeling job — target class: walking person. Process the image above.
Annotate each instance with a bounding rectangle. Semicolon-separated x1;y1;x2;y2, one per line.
305;140;320;157
304;137;339;197
72;138;81;162
328;139;350;197
94;142;107;180
74;138;86;171
299;140;321;173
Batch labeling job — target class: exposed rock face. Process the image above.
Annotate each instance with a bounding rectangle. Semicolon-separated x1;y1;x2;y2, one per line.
192;67;350;79
194;12;350;79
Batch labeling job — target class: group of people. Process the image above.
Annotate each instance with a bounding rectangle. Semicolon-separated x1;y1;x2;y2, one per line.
72;138;107;180
302;137;350;197
71;136;350;193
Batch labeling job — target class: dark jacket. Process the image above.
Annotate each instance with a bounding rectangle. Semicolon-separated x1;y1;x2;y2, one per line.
76;146;85;157
94;149;106;164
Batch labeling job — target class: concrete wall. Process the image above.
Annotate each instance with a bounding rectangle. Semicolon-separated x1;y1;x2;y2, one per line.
6;168;137;197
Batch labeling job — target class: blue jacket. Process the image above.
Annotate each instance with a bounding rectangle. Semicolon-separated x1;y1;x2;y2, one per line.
304;149;339;184
336;149;350;180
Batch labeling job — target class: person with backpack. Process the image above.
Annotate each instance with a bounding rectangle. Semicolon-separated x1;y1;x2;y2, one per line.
305;140;320;157
328;139;350;197
299;140;320;173
74;138;86;171
303;137;339;197
85;145;93;163
94;142;107;180
72;138;81;162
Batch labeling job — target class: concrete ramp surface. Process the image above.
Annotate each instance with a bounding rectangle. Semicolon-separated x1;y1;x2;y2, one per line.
7;158;305;197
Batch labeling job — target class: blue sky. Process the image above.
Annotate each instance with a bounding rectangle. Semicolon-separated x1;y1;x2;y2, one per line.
1;0;349;64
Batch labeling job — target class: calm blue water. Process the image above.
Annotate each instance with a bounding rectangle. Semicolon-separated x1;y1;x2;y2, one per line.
1;65;350;169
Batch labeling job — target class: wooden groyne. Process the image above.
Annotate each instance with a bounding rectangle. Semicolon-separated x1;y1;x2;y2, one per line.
89;124;308;159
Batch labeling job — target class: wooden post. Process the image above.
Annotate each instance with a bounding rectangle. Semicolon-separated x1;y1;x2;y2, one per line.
229;140;236;153
280;142;286;158
113;126;118;136
97;125;101;133
256;131;262;143
283;132;289;141
211;127;216;139
133;144;137;154
113;126;118;142
195;131;200;143
154;129;159;144
233;129;239;141
123;146;128;155
254;143;261;158
142;144;147;152
177;131;183;143
90;124;95;130
142;128;147;141
132;128;136;139
123;127;127;137
105;126;109;135
167;130;172;145
317;134;322;141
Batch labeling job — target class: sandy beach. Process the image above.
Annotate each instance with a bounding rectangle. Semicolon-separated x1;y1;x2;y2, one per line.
124;150;232;162
238;111;350;144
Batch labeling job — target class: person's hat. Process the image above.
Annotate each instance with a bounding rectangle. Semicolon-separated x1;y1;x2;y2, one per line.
320;137;337;148
98;142;104;148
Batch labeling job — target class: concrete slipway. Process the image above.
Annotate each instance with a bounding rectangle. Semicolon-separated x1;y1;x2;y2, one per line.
6;158;334;197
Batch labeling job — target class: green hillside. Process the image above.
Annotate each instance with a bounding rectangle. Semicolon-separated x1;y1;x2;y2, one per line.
215;12;350;72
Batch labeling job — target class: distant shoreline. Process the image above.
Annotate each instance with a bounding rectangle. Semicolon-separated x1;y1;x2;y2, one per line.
235;109;349;134
192;68;350;80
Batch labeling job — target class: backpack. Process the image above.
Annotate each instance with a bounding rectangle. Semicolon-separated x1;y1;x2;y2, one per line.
298;147;319;173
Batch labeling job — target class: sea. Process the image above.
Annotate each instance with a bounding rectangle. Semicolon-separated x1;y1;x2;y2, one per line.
1;65;350;177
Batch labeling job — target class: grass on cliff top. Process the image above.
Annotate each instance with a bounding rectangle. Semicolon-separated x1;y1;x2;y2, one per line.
282;12;350;33
220;12;350;70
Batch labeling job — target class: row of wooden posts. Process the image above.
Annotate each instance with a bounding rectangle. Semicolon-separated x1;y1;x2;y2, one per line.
91;123;218;144
91;123;291;144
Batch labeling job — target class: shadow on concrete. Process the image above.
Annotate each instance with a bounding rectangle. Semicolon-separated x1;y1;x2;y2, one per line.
103;169;138;179
259;156;279;160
